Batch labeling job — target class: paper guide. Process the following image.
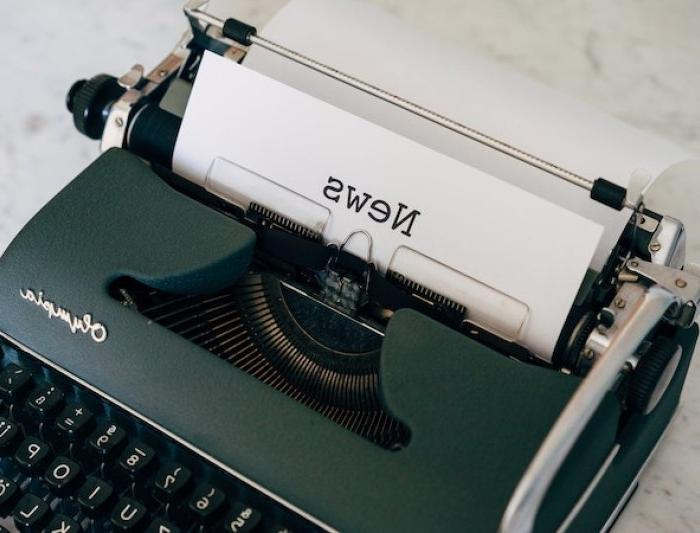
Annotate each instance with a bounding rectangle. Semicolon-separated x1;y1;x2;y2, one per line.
241;0;695;271
173;51;603;358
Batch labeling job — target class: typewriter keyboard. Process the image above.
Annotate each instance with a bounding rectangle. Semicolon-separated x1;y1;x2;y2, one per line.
0;336;318;532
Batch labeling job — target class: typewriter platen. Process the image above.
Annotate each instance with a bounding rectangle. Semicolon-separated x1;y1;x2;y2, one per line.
1;0;699;531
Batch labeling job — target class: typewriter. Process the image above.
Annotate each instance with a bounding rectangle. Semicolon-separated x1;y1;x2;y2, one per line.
0;0;698;531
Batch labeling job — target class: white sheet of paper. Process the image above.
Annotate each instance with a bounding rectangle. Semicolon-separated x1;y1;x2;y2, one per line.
242;0;697;271
173;52;603;357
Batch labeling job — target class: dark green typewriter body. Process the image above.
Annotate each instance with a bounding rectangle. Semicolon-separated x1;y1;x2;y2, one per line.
0;149;695;532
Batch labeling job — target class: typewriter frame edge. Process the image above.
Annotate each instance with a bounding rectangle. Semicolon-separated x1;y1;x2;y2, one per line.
56;2;700;529
0;328;338;532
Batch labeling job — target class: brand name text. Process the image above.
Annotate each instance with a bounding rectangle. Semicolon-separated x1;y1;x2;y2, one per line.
19;288;108;344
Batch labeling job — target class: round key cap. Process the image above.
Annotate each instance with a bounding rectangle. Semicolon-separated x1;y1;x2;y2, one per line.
14;436;51;474
223;503;261;533
25;385;64;419
77;476;114;517
0;364;32;401
111;497;147;530
44;456;82;495
117;441;156;479
45;514;81;533
88;422;127;461
55;403;94;441
188;484;226;523
153;463;192;502
12;493;49;529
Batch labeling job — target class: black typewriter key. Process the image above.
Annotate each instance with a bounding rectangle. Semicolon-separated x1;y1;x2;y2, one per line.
223;503;262;533
188;484;226;523
12;493;50;529
77;476;114;516
44;514;81;533
111;497;147;530
0;417;19;455
0;364;32;400
14;436;51;474
146;517;181;532
0;341;319;532
153;463;192;501
0;476;19;512
44;456;82;495
117;441;156;478
55;403;94;440
87;422;126;460
25;385;64;419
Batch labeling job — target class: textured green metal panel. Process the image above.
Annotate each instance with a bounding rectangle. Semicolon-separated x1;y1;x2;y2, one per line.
0;149;645;531
567;325;697;532
382;310;620;532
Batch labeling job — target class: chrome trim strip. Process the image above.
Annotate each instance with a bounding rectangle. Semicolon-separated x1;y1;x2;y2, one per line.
499;285;676;532
602;481;638;533
600;407;680;532
0;329;337;532
556;444;621;532
183;1;611;196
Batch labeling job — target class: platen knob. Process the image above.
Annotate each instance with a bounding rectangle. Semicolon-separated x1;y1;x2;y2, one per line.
67;74;125;140
627;336;681;415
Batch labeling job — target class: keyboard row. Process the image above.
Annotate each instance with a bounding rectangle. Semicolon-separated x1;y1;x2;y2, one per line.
0;336;317;532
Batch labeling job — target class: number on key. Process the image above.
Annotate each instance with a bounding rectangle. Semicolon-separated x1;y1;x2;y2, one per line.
26;385;64;418
118;441;156;478
56;403;94;440
224;503;262;533
188;484;226;523
88;422;126;460
153;463;192;501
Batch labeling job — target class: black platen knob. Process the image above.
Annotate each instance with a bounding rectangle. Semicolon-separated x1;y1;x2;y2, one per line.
561;310;597;372
627;336;680;414
66;75;125;140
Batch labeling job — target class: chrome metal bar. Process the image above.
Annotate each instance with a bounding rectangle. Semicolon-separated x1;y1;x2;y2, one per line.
183;1;600;193
555;444;620;533
499;285;677;533
249;34;594;191
600;408;679;532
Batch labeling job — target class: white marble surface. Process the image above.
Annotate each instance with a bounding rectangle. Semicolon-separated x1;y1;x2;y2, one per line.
1;1;699;531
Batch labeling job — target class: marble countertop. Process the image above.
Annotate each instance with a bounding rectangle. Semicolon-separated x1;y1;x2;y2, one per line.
1;1;698;531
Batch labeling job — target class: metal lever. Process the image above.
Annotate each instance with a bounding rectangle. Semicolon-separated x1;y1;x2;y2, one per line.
499;284;677;532
624;258;700;327
100;32;191;152
183;0;634;210
501;255;700;531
